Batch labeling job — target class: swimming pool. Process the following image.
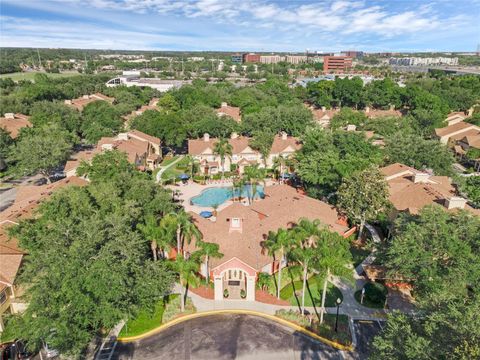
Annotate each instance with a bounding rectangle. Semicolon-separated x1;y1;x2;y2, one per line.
191;185;265;207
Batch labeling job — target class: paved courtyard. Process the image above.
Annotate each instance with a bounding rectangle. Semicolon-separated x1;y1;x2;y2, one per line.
112;314;349;360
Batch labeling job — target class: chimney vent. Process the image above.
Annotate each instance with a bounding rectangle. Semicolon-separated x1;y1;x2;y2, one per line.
230;132;239;139
4;113;14;119
365;106;370;113
414;172;430;183
281;131;288;140
221;102;228;108
445;196;467;210
321;106;326;112
203;133;210;142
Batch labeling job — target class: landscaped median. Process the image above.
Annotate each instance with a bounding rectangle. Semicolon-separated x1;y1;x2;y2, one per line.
117;309;353;352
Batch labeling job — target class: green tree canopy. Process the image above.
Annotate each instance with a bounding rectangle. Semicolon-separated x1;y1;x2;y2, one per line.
12;124;77;181
29;100;82;134
81;101;123;143
8;162;178;355
372;207;480;359
384;132;454;176
337;165;390;238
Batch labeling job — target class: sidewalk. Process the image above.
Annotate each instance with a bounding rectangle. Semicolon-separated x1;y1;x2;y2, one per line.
176;279;387;320
155;156;183;183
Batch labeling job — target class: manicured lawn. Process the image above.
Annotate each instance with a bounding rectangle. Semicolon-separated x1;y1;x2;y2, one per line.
275;310;351;346
316;313;351;346
118;294;196;337
350;244;371;268
354;282;388;309
160;155;180;167
0;71;80;81
118;298;167;337
161;167;183;180
280;275;343;308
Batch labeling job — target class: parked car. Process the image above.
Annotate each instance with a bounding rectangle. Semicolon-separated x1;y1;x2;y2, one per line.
0;341;34;360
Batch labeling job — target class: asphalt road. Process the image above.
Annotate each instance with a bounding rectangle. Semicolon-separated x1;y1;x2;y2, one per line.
112;314;348;360
353;320;384;360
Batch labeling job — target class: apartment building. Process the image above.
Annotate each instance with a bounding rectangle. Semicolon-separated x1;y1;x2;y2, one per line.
188;132;301;175
323;56;353;73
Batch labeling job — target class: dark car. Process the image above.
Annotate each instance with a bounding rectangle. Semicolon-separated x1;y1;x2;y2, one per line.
0;341;34;360
0;342;15;360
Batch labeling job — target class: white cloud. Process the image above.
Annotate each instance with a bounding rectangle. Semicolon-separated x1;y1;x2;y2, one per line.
0;0;476;51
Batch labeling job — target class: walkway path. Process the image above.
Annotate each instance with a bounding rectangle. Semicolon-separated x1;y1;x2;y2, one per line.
176;280;387;321
155;156;183;183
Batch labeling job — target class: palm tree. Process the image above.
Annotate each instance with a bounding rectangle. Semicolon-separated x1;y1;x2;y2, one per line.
243;164;265;205
137;215;162;261
195;241;223;283
165;212;202;255
213;138;233;179
172;253;201;312
232;176;245;202
290;218;322;315
272;156;284;181
185;155;198;178
265;228;293;299
315;228;352;323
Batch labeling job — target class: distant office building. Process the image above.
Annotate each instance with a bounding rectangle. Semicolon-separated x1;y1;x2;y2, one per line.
187;57;205;61
260;55;284;64
389;57;459;66
342;51;364;58
323;56;353;73
231;54;243;64
243;53;261;63
285;55;308;64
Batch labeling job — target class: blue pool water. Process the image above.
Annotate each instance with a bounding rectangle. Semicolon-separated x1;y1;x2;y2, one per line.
191;185;265;207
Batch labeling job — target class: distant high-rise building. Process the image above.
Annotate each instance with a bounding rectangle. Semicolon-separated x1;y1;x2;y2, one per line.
242;53;261;63
260;55;284;64
323;56;353;73
285;55;308;64
342;51;364;58
231;54;243;64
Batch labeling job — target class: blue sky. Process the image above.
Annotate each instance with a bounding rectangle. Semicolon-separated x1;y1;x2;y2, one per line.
1;0;479;52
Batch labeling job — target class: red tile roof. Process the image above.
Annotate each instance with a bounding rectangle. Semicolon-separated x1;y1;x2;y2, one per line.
0;177;88;223
186;185;351;271
0;114;32;138
216;104;241;122
435;121;478;138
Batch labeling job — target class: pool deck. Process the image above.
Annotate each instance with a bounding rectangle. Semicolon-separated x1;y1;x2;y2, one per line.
167;179;275;215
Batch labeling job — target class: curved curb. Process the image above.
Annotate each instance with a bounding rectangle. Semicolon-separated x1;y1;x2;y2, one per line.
117;309;353;352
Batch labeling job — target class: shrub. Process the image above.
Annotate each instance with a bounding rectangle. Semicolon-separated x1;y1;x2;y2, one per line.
275;310;310;327
162;295;196;323
223;289;229;298
240;289;246;298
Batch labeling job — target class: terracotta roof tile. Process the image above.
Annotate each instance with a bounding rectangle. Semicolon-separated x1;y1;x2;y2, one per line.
435;121;478;138
270;135;302;154
0;114;32;138
0;177;88;223
186;185;351;271
216;104;241;122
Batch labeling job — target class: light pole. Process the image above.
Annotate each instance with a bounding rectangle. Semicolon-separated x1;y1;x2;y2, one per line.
335;297;342;332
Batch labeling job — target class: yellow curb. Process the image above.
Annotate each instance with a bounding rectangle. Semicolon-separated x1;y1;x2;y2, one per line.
117;309;353;352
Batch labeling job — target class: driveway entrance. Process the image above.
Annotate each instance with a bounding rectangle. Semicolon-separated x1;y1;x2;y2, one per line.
112;314;346;360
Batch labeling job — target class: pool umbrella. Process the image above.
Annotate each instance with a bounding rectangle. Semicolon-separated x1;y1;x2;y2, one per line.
179;173;190;180
200;211;213;218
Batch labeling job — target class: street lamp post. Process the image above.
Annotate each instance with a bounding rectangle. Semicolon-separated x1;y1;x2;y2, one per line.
335;297;342;332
